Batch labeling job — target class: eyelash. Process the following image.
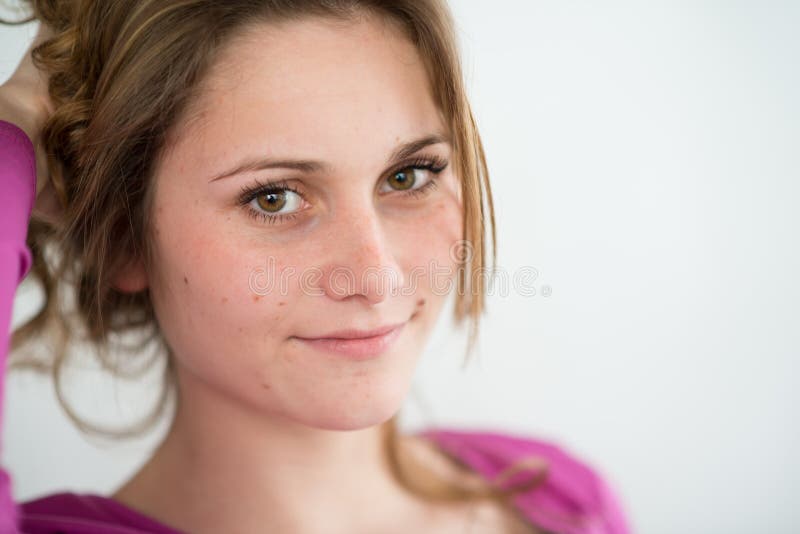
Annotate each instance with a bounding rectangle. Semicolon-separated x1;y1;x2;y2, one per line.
236;155;449;225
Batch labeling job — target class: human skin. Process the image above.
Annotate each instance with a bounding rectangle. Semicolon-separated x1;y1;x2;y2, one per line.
109;12;486;534
0;22;59;223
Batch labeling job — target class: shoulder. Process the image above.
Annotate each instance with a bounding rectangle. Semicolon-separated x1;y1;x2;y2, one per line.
417;427;632;534
19;491;181;534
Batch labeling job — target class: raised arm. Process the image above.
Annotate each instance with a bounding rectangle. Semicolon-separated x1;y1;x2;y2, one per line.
0;118;37;533
0;21;58;532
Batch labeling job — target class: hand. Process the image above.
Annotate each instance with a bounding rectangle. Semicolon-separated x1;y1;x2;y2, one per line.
0;22;61;225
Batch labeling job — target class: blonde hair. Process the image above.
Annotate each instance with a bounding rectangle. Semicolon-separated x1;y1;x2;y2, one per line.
3;0;545;530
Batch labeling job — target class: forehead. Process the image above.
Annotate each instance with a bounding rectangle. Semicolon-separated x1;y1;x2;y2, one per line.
167;14;446;169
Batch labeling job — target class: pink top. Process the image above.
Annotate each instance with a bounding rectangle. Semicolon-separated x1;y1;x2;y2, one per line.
0;119;632;534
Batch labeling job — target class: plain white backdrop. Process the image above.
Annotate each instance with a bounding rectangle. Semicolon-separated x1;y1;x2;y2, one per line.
2;2;798;533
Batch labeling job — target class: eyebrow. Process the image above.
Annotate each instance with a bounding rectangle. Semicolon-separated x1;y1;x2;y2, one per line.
208;133;451;183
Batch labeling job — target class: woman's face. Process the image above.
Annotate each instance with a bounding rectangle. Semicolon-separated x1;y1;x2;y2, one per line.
141;15;462;430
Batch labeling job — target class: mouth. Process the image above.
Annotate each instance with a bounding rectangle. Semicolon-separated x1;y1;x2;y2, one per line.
292;322;406;360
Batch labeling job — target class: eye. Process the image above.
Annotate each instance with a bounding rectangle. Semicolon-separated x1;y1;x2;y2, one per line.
237;179;307;225
252;189;302;214
378;156;449;196
383;168;424;192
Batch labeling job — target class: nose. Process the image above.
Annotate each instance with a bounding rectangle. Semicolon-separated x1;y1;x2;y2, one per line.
317;208;404;305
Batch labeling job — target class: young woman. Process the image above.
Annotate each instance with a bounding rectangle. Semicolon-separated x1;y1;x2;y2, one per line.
0;1;632;533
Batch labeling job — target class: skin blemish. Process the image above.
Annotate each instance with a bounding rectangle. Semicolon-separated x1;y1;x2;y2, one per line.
183;275;189;285
253;294;262;302
261;382;272;390
278;301;286;307
221;296;228;304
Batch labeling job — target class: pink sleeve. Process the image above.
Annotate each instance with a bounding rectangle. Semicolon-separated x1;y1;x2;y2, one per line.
0;119;38;533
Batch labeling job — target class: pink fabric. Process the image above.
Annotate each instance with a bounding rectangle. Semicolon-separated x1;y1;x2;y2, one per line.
0;119;632;534
419;429;632;534
0;119;36;534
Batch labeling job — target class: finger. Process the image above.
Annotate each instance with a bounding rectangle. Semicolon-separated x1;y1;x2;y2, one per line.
31;181;63;227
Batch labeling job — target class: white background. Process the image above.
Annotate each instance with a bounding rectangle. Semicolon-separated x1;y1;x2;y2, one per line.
2;2;798;533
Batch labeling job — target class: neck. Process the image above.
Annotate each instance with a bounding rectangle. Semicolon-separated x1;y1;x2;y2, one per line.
112;364;431;534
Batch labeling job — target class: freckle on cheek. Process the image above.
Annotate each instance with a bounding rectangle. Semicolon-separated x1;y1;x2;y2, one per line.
183;275;188;285
221;296;228;304
278;301;286;307
261;382;271;390
253;294;262;302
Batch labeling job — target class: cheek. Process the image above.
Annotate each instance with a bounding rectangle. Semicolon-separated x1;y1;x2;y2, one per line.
147;206;297;374
395;191;463;301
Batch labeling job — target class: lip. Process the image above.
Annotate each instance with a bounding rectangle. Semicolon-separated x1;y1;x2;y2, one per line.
303;323;404;340
293;322;406;360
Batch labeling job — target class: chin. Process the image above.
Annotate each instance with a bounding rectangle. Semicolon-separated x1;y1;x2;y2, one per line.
293;383;410;432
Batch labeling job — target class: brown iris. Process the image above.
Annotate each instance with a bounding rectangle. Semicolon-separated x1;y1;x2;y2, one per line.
387;168;416;191
255;192;287;212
